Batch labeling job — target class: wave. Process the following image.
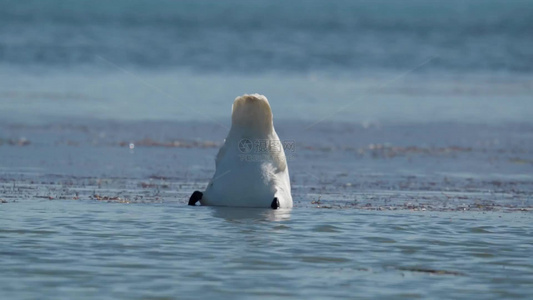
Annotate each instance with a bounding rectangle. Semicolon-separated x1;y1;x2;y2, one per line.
1;0;532;73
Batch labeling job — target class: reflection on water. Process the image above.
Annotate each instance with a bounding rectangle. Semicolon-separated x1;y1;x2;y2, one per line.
210;207;292;222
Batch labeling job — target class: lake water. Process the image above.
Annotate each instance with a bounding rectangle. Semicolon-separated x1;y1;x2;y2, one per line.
1;201;532;299
1;0;533;299
1;120;532;299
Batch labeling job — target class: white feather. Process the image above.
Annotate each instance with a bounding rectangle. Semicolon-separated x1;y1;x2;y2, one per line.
201;94;293;208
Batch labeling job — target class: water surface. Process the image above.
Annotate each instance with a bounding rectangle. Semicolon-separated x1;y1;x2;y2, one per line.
2;200;532;299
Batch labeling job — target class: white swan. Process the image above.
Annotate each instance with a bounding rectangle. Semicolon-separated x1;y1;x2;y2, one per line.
188;94;293;209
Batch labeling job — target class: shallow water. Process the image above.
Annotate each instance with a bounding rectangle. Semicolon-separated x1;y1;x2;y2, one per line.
1;120;532;299
2;1;533;298
1;200;532;299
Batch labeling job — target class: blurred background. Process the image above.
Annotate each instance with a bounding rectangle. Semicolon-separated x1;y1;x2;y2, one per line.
0;0;532;186
1;0;532;124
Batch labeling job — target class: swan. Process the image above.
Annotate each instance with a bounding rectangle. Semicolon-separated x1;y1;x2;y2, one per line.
188;94;292;209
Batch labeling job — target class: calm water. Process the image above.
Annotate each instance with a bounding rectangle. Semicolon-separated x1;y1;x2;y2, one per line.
1;0;532;73
1;200;532;300
1;0;533;124
1;120;532;299
1;0;533;298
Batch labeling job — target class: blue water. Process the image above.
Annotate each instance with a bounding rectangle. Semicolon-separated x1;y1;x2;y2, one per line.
1;1;533;299
1;0;533;124
2;200;533;299
1;120;532;299
1;0;532;124
1;0;532;73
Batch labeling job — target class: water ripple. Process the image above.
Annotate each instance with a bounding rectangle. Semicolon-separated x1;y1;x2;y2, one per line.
1;201;532;299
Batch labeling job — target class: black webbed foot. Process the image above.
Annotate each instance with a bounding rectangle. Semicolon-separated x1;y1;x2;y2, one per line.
188;191;203;206
271;197;280;209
